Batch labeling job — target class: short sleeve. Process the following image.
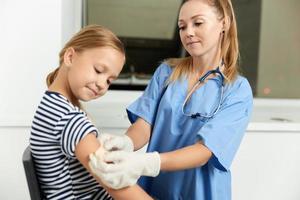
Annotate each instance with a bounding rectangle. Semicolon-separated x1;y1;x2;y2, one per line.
60;112;98;158
197;77;253;171
126;63;172;125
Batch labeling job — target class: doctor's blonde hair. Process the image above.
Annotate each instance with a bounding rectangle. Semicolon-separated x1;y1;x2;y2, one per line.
166;0;239;83
46;25;125;87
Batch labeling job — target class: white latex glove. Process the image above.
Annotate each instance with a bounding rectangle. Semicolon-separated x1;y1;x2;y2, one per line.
89;146;115;187
98;133;134;152
92;151;161;189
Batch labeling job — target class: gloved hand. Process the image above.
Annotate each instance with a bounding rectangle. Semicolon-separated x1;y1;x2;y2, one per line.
98;133;134;152
89;150;161;189
89;146;114;187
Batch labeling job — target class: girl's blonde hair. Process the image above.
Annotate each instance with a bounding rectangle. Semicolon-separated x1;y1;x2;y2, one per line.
166;0;239;83
46;25;125;87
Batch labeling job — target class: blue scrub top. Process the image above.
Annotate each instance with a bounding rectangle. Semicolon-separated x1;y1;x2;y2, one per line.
127;63;253;200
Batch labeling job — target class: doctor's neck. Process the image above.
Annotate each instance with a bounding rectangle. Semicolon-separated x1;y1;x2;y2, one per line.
191;54;223;75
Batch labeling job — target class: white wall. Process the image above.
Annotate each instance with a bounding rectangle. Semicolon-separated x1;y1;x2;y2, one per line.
1;1;300;200
0;0;72;199
0;1;62;127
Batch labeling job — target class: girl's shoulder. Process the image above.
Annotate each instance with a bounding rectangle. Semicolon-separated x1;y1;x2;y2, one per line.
43;91;83;114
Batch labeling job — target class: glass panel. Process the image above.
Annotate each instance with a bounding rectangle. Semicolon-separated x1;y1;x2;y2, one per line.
86;0;182;40
256;0;300;98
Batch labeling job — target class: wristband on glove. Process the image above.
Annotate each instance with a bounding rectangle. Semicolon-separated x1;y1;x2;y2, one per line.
139;152;161;177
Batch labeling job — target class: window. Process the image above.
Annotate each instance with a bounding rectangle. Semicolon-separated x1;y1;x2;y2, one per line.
234;0;300;98
84;0;300;98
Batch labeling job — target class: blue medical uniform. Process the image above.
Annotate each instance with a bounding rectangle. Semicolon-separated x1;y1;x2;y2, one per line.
127;63;253;200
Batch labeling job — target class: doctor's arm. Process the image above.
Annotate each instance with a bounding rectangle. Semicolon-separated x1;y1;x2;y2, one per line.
75;133;153;200
160;141;212;171
104;118;212;171
94;123;212;189
124;117;212;170
126;118;151;150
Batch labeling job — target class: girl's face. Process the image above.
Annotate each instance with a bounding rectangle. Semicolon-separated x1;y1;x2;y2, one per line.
66;47;124;101
178;0;224;59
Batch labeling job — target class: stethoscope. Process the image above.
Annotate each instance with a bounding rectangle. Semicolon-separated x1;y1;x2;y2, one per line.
181;64;225;119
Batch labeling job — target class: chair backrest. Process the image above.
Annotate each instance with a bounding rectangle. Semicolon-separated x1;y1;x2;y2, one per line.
22;146;43;200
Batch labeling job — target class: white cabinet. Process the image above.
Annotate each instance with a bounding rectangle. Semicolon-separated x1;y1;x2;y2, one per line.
232;99;300;200
232;131;300;200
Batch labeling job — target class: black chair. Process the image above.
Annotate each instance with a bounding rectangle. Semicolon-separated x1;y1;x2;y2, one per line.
22;146;43;200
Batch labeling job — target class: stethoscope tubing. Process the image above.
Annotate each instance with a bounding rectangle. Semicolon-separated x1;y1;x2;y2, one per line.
181;66;225;119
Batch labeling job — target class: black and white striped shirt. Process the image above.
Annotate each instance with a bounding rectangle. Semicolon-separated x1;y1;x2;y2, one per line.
30;91;112;200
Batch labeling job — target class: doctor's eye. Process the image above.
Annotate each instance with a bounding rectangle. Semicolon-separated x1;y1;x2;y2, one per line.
178;26;186;31
194;22;203;27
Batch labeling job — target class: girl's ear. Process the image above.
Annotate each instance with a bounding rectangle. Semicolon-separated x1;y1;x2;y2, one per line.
63;47;76;67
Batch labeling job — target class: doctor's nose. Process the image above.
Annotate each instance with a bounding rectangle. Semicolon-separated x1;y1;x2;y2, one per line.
186;27;195;38
186;26;195;38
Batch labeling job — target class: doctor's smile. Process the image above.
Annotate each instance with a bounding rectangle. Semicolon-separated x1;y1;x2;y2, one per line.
186;40;201;46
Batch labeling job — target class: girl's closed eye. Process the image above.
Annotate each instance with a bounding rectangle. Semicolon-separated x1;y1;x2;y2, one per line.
94;66;102;74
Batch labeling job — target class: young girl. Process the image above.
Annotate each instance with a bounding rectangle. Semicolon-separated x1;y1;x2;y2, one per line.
90;0;253;199
29;25;153;200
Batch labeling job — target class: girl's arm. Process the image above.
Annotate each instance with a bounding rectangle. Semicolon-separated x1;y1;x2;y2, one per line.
126;118;151;151
75;133;153;200
160;141;212;171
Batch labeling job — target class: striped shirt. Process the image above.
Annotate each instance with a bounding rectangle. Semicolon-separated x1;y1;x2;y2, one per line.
30;91;112;200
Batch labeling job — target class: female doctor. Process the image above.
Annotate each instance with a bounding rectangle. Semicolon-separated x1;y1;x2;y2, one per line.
89;0;253;199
